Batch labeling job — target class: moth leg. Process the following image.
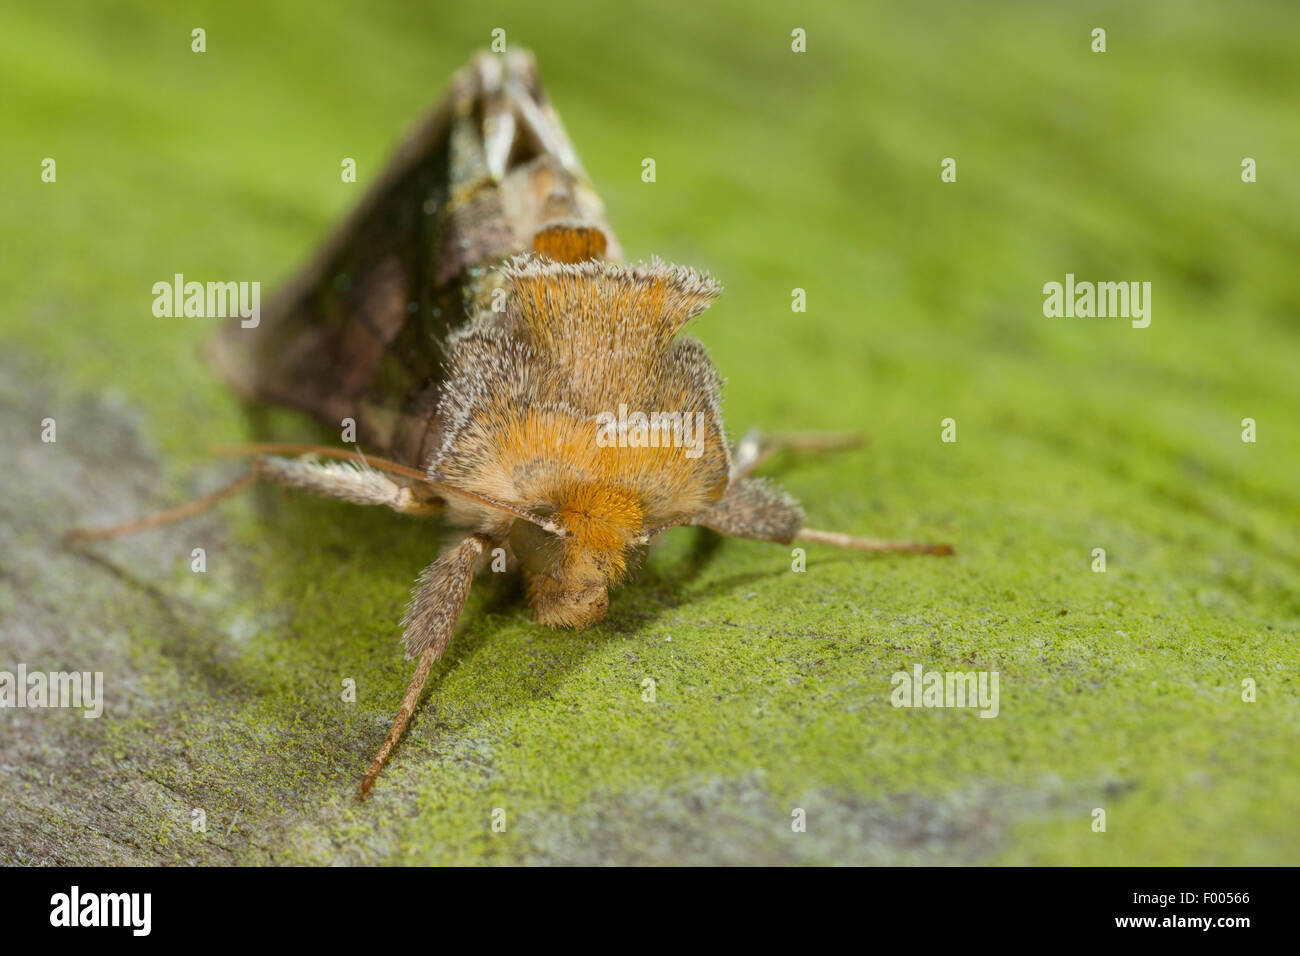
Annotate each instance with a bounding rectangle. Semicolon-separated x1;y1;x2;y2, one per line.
794;527;953;555
64;468;262;543
64;454;440;543
359;533;492;798
696;476;953;555
257;455;442;516
730;429;864;482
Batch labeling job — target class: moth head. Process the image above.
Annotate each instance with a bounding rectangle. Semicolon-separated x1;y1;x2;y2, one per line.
510;482;648;629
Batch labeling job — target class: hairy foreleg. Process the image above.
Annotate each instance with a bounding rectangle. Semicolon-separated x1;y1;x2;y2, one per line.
696;477;952;555
64;454;440;543
730;429;863;482
359;533;491;798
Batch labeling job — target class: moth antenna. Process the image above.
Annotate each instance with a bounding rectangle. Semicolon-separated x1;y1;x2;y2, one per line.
796;527;954;556
64;467;262;543
426;477;568;536
212;443;428;481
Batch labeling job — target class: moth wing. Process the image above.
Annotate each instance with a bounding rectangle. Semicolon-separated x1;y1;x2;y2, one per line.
211;87;452;469
210;51;617;470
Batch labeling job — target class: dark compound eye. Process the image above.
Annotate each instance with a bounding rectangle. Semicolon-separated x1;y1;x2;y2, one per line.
509;507;564;576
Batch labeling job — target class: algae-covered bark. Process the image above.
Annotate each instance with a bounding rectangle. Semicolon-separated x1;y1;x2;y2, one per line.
1;0;1298;865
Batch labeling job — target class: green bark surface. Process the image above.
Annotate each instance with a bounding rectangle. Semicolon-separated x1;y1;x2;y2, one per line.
1;0;1296;864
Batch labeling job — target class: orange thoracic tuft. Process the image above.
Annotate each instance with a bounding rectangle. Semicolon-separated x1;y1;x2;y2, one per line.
503;255;721;407
430;254;732;541
428;250;734;628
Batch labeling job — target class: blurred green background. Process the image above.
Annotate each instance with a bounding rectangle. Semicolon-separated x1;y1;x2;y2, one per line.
1;0;1297;864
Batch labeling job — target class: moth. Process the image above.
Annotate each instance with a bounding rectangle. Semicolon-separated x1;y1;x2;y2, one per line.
67;50;952;797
